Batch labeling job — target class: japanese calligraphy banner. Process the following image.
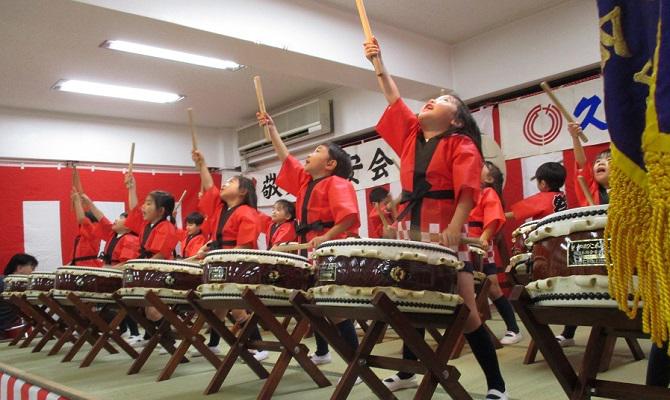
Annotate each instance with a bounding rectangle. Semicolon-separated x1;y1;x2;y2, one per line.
499;76;611;160
249;139;400;208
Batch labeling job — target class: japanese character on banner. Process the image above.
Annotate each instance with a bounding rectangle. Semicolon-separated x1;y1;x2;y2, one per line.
573;95;608;131
349;154;363;184
368;147;394;181
261;172;283;199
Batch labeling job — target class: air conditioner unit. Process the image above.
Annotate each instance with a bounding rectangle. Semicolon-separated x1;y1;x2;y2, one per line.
237;98;333;166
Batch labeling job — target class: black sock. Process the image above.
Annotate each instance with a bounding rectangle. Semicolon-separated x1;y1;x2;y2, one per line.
208;330;221;347
337;320;359;350
394;328;425;380
493;296;519;333
561;325;577;339
646;341;670;387
249;324;262;342
314;331;329;356
465;325;505;393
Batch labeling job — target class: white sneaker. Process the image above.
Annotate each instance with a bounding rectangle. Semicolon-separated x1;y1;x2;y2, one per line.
382;374;418;392
500;331;523;345
130;338;149;348
253;350;269;361
555;335;575;347
309;352;332;365
337;376;363;385
190;346;221;358
486;389;509;400
125;335;143;346
159;345;170;355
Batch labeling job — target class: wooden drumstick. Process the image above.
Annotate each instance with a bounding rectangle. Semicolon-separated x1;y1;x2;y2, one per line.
128;142;135;175
271;242;312;253
182;254;200;262
253;76;271;140
187;108;198;151
577;175;596;206
540;81;588;143
355;0;383;76
175;190;187;212
375;203;390;229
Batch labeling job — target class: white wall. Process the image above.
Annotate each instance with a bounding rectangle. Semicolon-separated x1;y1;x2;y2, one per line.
452;0;600;102
0;106;237;168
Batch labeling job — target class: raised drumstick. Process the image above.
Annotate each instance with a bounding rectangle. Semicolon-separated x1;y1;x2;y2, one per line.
577;175;596;206
175;190;187;212
540;81;588;143
271;242;312;253
355;0;383;76
128;142;135;174
187;108;198;151
253;76;271;140
71;163;84;194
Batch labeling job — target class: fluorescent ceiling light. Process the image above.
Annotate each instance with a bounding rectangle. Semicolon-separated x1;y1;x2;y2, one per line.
52;79;184;104
100;40;243;70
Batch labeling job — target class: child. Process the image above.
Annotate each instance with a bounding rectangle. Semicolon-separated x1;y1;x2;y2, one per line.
192;151;267;361
122;173;179;347
176;212;207;259
256;111;360;374
505;162;568;222
569;122;611;206
79;193;142;343
70;189;103;267
468;161;522;345
0;254;38;339
261;199;298;249
367;186;394;239
365;37;508;399
79;194;140;267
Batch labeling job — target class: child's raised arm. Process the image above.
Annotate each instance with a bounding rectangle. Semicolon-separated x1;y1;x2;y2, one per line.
569;122;587;169
257;112;289;162
71;188;86;224
80;193;104;221
192;150;214;190
125;172;138;210
364;37;400;105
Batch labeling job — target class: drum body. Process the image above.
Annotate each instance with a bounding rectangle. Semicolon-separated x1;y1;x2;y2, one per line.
524;205;632;307
53;266;124;303
2;275;30;298
118;259;202;304
25;272;56;303
199;249;312;305
511;220;537;256
311;238;463;314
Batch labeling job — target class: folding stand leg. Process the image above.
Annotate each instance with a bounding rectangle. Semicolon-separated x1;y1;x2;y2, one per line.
372;292;472;400
8;297;58;349
67;294;139;368
289;291;396;400
240;289;330;399
143;291;221;381
524;339;539;364
572;326;608;399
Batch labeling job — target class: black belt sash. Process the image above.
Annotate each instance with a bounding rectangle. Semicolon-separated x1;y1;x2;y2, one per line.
209;204;241;250
468;221;484;228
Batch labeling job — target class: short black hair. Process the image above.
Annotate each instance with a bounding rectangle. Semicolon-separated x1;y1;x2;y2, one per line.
483;161;505;202
324;142;353;180
369;187;389;203
274;199;296;220
119;212;128;218
535;162;566;191
596;149;611;161
4;253;38;275
185;211;205;226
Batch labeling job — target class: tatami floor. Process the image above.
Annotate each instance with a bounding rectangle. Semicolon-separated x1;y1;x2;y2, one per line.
0;314;650;400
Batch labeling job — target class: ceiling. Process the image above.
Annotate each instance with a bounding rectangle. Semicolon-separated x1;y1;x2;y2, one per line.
0;0;570;129
318;0;569;43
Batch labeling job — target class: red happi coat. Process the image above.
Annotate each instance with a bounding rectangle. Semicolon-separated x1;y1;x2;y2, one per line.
367;204;393;239
276;156;360;244
509;191;568;221
70;218;103;267
258;213;298;249
376;98;482;236
175;228;208;258
93;217;140;264
125;206;179;259
467;187;505;239
200;186;259;249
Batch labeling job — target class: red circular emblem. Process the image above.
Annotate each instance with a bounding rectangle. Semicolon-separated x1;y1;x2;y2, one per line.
522;104;563;146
